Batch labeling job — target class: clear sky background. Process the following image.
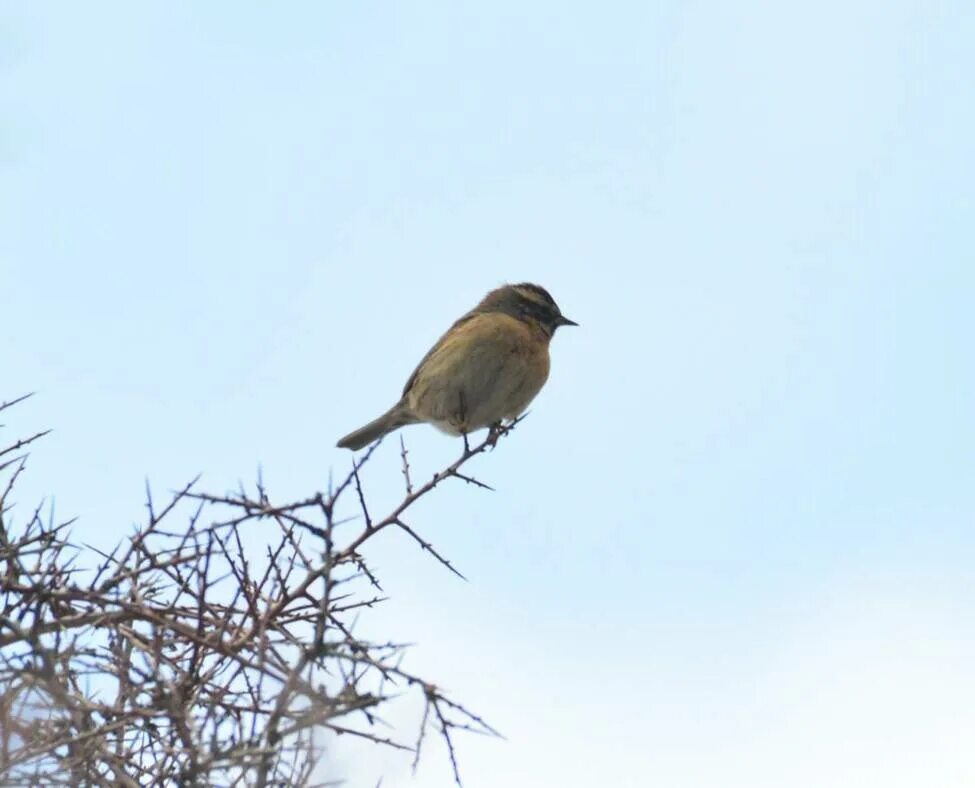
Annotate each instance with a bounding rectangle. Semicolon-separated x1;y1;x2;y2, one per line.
3;2;974;786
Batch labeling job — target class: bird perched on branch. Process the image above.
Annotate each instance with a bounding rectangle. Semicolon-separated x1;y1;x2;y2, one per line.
337;283;577;450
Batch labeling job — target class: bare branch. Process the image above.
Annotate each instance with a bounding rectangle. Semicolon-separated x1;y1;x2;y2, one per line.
0;393;511;785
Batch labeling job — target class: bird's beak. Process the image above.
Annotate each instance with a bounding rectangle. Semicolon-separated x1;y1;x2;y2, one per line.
556;315;579;328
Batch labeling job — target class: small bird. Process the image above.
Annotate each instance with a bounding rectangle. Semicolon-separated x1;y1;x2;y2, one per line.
337;283;577;450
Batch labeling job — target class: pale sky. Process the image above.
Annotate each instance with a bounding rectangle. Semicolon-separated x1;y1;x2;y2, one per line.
3;2;975;786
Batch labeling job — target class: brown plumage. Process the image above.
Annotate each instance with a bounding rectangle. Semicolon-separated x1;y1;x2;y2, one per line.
336;283;576;450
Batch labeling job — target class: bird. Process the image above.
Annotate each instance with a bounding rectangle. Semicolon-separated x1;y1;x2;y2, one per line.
336;283;577;450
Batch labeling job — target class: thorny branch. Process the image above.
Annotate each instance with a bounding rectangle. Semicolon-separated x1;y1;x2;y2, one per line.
0;394;515;786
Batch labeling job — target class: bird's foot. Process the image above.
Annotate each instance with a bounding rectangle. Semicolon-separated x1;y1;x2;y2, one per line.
486;422;504;449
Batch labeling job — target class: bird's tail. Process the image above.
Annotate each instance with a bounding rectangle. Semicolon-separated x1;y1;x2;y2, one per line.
336;402;417;450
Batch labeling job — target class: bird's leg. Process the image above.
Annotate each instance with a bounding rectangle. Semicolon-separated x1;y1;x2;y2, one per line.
458;390;471;454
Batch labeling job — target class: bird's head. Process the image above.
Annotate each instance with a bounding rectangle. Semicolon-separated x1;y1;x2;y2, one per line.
479;282;578;337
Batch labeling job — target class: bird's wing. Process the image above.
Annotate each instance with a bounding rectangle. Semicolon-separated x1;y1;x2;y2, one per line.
401;311;478;398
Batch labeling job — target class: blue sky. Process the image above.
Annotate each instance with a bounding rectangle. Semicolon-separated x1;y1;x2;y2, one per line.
3;2;974;786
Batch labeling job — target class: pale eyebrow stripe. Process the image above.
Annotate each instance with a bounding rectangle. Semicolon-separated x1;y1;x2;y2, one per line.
513;285;555;308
